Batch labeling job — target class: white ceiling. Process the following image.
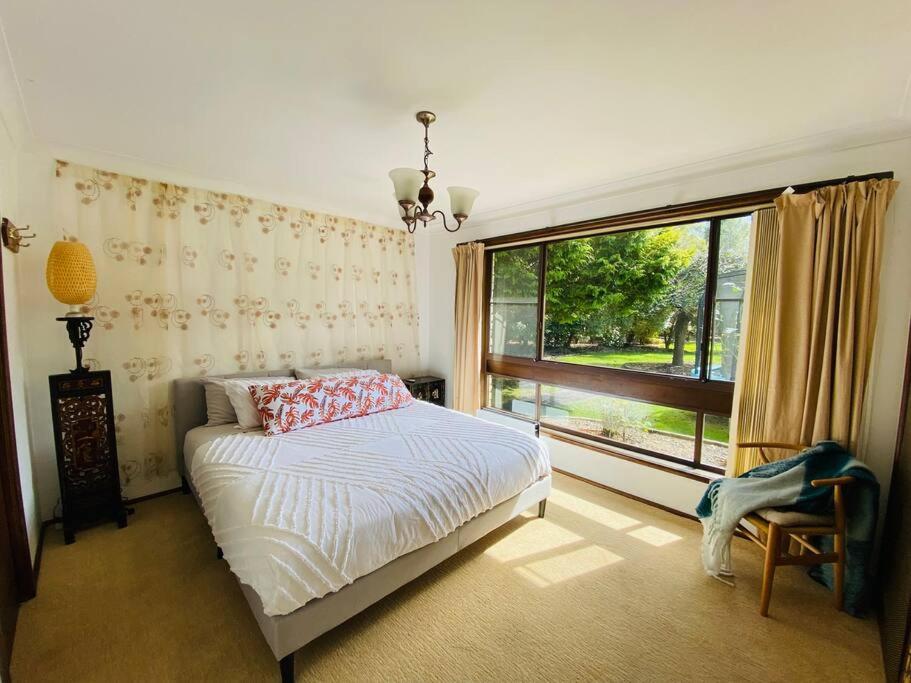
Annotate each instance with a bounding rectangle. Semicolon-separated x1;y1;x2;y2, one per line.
1;0;910;225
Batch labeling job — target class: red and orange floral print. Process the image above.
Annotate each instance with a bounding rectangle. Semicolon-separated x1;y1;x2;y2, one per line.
250;372;414;436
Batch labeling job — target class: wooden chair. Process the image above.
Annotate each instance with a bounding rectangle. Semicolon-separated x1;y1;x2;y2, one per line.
735;441;855;617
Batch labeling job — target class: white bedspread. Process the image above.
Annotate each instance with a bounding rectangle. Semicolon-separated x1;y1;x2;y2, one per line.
190;402;550;616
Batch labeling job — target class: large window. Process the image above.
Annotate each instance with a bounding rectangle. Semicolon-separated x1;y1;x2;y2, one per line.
484;212;751;473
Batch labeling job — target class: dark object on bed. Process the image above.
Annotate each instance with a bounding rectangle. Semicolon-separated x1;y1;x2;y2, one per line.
403;375;445;406
48;370;128;544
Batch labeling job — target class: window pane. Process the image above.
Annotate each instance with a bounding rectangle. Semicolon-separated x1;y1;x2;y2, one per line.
702;414;730;470
707;216;751;381
538;384;697;461
543;221;710;378
488;246;540;357
487;375;537;418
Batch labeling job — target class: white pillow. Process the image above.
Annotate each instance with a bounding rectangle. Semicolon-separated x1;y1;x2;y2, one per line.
224;377;295;428
293;367;380;380
201;378;236;426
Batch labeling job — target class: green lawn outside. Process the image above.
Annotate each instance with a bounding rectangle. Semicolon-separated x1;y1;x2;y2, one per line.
546;341;728;371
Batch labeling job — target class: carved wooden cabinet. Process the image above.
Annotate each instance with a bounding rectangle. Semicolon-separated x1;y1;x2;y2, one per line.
403;376;445;407
48;370;127;544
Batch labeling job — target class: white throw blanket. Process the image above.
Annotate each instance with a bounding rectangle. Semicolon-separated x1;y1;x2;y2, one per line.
698;466;808;576
191;402;550;616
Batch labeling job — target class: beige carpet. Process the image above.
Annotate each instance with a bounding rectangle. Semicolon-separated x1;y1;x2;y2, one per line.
11;472;883;682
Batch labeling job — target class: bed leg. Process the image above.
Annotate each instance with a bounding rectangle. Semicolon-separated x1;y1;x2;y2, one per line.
538;499;547;518
216;546;223;560
279;653;294;682
181;476;191;494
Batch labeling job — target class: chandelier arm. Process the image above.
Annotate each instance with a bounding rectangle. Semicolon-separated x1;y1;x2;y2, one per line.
431;210;462;233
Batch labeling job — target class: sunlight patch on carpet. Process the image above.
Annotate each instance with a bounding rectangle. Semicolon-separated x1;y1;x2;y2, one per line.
548;489;640;530
485;518;583;563
515;545;623;587
626;525;683;547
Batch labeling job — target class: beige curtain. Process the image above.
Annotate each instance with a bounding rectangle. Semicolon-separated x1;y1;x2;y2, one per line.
452;242;485;414
728;207;780;475
729;179;898;474
54;161;421;499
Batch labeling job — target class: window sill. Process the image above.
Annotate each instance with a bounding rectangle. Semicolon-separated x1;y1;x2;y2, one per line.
539;426;723;484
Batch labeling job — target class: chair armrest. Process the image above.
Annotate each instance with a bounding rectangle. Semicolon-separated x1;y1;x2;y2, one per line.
810;476;855;488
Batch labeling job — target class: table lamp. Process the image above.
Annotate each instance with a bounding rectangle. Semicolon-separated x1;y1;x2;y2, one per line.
45;240;96;373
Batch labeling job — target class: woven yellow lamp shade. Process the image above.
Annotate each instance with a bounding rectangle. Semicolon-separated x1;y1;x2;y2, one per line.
46;240;97;314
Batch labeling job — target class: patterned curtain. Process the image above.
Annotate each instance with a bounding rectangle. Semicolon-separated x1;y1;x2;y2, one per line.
53;160;421;498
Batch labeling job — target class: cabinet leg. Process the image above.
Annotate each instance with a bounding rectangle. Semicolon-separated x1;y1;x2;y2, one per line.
279;653;294;682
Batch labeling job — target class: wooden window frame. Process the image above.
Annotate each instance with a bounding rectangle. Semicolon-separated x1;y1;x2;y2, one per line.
483;213;750;474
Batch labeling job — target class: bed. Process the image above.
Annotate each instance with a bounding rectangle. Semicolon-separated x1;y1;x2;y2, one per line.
172;364;552;682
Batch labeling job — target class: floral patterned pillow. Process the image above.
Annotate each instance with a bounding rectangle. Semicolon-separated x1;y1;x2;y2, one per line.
249;372;415;436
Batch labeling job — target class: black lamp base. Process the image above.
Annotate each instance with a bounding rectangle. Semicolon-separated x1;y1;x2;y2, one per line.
55;316;94;374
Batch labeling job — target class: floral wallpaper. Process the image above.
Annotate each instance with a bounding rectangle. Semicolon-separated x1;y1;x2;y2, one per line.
54;160;421;498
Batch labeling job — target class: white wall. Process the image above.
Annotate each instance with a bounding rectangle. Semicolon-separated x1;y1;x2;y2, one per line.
422;130;911;516
0;103;40;560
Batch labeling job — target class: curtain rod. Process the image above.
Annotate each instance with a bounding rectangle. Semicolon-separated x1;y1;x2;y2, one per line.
458;170;894;248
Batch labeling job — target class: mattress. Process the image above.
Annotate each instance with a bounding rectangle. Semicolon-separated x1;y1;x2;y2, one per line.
188;401;550;616
183;423;261;473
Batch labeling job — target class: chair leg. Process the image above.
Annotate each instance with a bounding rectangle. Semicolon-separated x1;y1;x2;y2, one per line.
833;530;845;611
759;523;780;617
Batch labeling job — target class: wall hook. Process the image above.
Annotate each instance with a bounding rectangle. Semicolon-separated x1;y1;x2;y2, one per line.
1;217;36;253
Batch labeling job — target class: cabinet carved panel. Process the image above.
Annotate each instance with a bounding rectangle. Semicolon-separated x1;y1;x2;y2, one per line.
58;394;112;489
49;370;127;543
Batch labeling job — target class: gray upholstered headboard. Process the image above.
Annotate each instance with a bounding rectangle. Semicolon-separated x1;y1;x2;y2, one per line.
171;359;393;476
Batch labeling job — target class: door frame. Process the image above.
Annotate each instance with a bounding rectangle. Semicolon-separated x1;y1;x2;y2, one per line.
0;249;36;601
879;314;911;681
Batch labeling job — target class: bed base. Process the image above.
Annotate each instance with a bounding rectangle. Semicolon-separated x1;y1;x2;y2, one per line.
189;474;550;682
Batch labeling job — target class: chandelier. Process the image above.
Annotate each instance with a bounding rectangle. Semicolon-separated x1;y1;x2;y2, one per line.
389;111;479;233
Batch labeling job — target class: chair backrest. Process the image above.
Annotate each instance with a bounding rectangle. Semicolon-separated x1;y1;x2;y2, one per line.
737;441;809;464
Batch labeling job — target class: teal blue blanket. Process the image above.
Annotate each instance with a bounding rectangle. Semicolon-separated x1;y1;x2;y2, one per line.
696;441;878;616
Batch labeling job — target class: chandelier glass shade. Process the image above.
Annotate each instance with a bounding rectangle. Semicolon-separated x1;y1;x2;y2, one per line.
389;111;478;233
